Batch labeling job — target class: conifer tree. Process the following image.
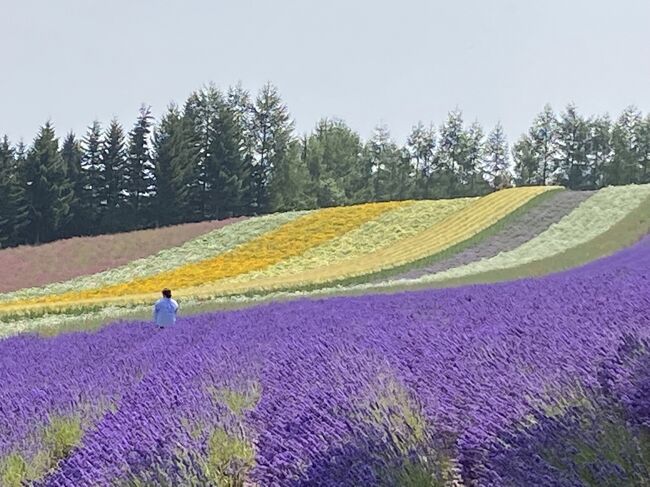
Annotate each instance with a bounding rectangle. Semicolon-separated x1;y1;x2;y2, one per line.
0;137;27;247
102;120;127;231
556;104;590;189
436;110;466;197
60;132;84;236
253;83;305;212
636;114;650;184
227;84;257;213
125;105;155;228
81;121;105;230
585;115;612;189
208;101;251;218
483;123;511;189
365;125;412;201
529;104;559;185
462;121;486;195
20;123;73;243
607;106;642;186
406;122;437;198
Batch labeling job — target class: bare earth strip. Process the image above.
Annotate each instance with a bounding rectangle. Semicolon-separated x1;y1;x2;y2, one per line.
0;218;245;293
384;190;594;281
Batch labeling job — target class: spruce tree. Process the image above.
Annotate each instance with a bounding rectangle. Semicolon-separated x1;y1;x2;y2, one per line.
102;120;127;231
227;84;257;213
483;123;511;189
0;137;27;247
208;102;251;218
81;121;105;231
179;93;208;221
153;105;182;226
125;105;155;228
20;123;73;244
60;132;84;236
253;83;305;212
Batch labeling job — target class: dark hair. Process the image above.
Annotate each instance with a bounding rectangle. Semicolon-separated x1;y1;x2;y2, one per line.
162;289;172;298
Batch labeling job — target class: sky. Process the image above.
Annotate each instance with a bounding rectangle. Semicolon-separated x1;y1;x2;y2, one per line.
1;0;649;145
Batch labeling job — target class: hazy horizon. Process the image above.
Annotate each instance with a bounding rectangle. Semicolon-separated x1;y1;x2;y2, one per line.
2;0;649;144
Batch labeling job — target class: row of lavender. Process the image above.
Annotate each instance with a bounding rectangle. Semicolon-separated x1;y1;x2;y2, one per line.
1;237;650;485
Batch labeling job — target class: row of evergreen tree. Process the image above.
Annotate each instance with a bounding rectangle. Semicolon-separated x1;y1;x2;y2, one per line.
1;82;649;248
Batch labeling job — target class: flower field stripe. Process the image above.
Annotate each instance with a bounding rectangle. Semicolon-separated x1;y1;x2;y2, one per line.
0;202;403;314
382;188;593;282
0;211;306;302
222;198;475;285
394;183;650;286
181;186;552;298
407;190;650;290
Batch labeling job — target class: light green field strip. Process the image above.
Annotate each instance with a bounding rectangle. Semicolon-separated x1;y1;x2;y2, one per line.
222;198;476;284
0;211;308;302
372;183;650;287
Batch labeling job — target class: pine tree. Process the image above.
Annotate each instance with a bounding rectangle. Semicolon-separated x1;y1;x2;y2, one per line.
20;123;73;244
483;123;511;189
60;132;84;237
81;121;105;231
529;104;559;185
101;120;127;231
125;105;155;228
556;104;590;189
607;106;642;186
405;122;437;198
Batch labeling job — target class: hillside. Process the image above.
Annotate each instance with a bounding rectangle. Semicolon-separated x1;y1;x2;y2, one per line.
1;184;649;336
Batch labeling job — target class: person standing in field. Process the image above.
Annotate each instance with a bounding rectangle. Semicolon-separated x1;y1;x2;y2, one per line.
154;288;179;329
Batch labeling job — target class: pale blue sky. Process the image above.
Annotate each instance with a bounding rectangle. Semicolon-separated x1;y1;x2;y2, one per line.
1;0;649;144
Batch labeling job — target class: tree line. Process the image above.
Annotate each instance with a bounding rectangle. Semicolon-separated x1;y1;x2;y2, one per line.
1;82;649;248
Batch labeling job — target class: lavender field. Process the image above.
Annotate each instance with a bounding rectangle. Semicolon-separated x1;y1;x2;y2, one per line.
1;236;649;485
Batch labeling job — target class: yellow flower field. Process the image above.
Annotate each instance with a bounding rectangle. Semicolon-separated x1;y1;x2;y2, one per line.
0;201;403;313
223;197;475;284
183;186;553;298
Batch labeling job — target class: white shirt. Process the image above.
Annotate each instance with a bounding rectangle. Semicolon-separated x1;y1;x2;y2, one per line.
153;297;179;327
